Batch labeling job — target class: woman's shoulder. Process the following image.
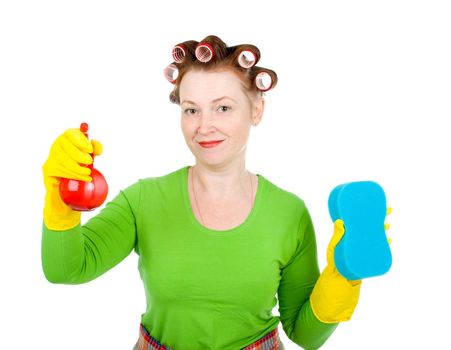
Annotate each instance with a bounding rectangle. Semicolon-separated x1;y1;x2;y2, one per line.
140;166;185;183
259;174;307;212
123;166;187;192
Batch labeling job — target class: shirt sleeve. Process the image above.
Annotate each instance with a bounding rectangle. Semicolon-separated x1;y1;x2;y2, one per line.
277;204;339;350
41;181;141;284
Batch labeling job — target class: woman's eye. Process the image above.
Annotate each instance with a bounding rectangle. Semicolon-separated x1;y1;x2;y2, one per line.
184;108;196;115
218;106;231;112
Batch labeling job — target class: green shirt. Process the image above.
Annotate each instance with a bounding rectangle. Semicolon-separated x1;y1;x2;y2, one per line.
42;165;337;350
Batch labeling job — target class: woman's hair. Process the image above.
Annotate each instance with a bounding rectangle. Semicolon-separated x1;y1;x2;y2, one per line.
164;35;278;105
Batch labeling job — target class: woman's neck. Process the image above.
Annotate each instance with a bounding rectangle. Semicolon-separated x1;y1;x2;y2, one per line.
190;162;253;202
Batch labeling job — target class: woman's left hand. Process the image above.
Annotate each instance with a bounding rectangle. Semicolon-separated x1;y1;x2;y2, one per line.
309;207;392;323
309;219;362;323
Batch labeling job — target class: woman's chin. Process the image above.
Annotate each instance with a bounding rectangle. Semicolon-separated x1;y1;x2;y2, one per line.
195;154;229;167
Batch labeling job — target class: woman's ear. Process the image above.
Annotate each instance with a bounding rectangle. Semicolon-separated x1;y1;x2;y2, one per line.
252;97;265;126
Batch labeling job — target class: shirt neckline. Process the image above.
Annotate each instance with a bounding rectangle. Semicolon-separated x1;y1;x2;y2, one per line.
181;165;265;236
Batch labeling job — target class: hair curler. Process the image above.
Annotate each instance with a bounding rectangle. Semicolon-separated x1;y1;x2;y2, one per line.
169;91;178;104
237;50;258;68
255;71;273;91
172;44;187;63
163;63;179;84
195;42;214;63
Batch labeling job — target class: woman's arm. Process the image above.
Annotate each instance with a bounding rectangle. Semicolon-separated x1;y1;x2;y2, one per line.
41;181;141;284
278;206;338;350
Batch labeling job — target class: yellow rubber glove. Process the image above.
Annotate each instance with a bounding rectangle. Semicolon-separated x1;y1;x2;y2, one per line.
310;219;362;323
42;128;103;231
386;207;393;244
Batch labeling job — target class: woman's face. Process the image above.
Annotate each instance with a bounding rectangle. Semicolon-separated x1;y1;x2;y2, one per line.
179;69;264;167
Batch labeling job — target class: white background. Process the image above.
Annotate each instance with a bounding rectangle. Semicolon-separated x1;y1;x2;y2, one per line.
1;0;450;349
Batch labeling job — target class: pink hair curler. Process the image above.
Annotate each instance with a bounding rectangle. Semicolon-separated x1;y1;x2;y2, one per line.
59;123;109;211
163;63;179;84
169;91;178;104
238;50;257;68
255;71;273;91
195;43;214;62
172;44;186;63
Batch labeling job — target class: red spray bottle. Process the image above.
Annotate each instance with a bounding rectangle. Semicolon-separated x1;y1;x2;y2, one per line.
59;123;108;211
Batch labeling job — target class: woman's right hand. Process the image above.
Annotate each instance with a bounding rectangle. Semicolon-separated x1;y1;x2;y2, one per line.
42;128;103;230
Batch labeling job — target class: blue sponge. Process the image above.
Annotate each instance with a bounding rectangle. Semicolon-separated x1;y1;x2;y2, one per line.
328;181;392;280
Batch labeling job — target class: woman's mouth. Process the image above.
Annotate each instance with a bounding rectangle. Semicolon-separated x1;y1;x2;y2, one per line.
198;140;224;148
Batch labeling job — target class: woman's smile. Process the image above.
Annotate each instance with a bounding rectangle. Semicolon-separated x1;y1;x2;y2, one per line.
198;140;225;148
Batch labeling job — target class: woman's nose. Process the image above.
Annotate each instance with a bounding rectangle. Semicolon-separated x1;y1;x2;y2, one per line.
197;113;215;134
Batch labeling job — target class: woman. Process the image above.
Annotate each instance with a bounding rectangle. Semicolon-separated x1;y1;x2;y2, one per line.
41;35;362;350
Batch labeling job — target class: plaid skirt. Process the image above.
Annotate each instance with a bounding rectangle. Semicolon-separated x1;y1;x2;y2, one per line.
133;323;284;350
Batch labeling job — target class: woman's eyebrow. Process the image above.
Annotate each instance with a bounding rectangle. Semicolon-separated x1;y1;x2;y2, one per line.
181;96;237;105
181;100;196;105
212;96;237;103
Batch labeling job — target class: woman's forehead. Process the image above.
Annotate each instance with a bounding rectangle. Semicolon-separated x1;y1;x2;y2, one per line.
179;69;246;102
